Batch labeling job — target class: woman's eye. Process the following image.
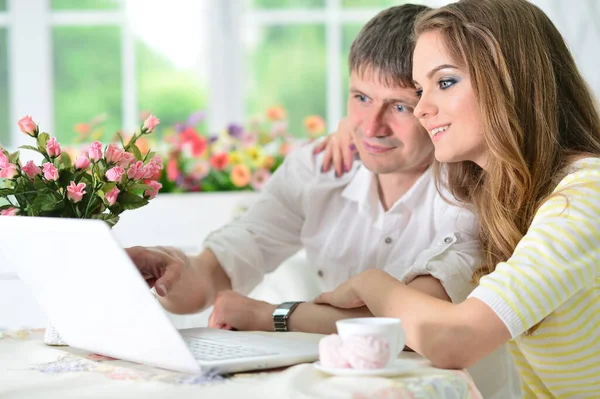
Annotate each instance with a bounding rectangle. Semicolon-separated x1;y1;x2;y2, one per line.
355;94;367;102
415;88;423;97
439;78;457;90
394;105;407;112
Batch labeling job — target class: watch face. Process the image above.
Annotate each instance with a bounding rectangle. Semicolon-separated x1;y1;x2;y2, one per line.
272;308;290;317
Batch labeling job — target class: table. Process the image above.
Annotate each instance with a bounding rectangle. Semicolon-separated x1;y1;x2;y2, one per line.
0;329;482;399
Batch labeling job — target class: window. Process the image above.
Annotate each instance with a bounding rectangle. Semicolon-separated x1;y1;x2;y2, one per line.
53;26;123;143
244;0;411;136
48;0;208;143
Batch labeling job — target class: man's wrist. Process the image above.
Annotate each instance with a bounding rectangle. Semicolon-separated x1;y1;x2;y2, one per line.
261;303;278;331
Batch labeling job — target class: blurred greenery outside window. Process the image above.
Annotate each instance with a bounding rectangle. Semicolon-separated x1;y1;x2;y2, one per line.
47;0;409;145
0;0;6;11
51;0;207;144
0;28;8;146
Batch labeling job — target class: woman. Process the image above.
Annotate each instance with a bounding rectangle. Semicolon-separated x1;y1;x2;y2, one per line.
315;0;600;397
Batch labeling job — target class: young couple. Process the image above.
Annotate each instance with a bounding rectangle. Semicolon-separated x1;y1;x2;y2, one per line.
128;1;600;398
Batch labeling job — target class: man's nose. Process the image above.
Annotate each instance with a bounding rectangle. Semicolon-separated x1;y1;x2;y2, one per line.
362;109;387;138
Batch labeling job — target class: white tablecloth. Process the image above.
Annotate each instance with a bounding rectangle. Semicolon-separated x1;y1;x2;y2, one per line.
0;329;482;399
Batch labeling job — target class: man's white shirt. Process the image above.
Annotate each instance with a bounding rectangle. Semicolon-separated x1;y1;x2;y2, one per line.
205;143;480;302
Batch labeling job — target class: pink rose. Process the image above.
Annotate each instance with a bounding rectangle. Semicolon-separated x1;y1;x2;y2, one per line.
75;155;91;170
42;163;59;181
104;143;124;164
117;151;135;168
66;181;86;203
46;137;62;157
22;160;41;179
105;166;125;183
0;163;18;179
0;151;8;168
142;114;160;133
0;207;19;216
143;180;162;199
17;115;37;136
142;162;161;180
88;141;103;162
104;186;120;207
127;161;145;181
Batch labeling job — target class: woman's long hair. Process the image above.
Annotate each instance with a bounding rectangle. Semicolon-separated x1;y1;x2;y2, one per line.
415;0;600;283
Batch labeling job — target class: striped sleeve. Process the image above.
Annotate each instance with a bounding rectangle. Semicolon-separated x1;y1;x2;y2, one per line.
469;166;600;338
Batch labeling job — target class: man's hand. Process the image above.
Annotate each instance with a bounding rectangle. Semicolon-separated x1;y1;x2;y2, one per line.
126;245;189;297
208;290;276;331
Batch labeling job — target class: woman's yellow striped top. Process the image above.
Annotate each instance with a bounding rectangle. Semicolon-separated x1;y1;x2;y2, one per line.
470;158;600;398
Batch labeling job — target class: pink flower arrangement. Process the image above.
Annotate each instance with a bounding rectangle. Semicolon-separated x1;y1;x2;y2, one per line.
156;107;324;193
0;115;163;226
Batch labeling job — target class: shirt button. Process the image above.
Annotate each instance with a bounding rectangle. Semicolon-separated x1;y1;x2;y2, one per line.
384;237;393;244
443;237;453;244
317;270;324;278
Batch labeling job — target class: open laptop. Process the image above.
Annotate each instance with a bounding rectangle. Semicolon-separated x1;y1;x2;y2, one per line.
0;216;318;374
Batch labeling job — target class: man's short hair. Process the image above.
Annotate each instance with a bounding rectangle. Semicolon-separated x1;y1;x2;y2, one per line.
349;4;431;88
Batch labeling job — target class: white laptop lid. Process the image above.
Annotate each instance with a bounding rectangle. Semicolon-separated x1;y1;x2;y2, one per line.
0;216;201;373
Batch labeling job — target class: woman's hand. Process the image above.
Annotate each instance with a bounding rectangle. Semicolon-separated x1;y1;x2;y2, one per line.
313;118;358;177
314;276;365;309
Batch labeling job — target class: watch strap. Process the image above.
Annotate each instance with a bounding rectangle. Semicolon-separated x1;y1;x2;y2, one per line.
272;301;303;332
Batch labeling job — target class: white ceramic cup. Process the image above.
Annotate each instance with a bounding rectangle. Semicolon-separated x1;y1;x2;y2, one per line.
336;317;405;367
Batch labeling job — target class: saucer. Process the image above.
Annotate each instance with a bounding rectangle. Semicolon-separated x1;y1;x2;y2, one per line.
313;358;418;377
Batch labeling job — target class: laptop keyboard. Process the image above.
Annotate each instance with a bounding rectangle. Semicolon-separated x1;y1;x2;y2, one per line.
183;335;280;361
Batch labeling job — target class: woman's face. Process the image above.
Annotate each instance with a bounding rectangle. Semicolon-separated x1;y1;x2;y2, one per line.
412;30;488;168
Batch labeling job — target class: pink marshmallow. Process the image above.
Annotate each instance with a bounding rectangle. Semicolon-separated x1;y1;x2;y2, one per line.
343;335;390;369
318;334;351;368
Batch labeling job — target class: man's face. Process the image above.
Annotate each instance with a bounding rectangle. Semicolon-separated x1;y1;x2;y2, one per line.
347;70;434;175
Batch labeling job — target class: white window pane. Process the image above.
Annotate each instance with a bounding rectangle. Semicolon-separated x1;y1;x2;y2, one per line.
248;0;324;9
51;0;121;10
246;25;326;136
52;27;122;144
130;0;209;138
0;28;8;145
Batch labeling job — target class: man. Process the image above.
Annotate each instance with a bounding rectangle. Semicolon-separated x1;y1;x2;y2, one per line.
127;5;518;398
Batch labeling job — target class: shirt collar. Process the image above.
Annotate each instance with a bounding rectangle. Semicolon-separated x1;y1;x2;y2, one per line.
341;165;433;213
341;166;379;211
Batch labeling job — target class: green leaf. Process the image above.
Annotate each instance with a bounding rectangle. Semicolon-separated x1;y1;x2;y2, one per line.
37;133;50;151
8;151;20;165
30;192;57;213
115;132;125;147
58;170;75;187
144;150;155;162
60;153;72;169
33;175;47;190
0;188;15;196
100;182;117;193
91;213;120;228
130;144;143;161
130;183;151;191
18;145;41;154
117;191;149;211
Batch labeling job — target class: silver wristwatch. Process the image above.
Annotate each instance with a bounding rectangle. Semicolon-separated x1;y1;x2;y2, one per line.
272;301;303;332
